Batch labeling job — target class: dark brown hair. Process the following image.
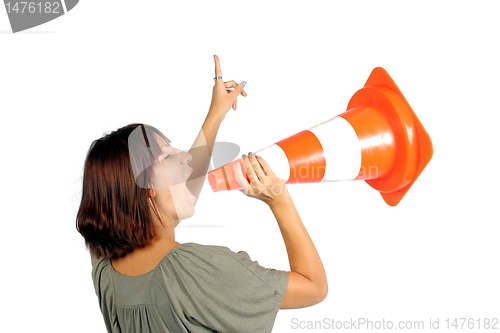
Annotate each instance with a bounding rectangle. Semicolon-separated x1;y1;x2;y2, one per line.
76;123;169;259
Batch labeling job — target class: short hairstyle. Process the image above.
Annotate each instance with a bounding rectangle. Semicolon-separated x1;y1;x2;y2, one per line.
76;123;170;259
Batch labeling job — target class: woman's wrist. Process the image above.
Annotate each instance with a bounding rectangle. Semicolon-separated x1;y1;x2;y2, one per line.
206;108;225;125
267;192;294;211
206;107;231;123
201;111;224;144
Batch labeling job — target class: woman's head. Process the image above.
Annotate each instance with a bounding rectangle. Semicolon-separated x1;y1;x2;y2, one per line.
76;123;194;259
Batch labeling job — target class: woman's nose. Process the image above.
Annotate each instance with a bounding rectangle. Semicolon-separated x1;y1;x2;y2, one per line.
171;148;192;164
180;150;192;165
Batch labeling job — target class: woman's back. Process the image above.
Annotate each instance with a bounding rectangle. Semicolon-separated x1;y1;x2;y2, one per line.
91;243;288;333
110;237;179;277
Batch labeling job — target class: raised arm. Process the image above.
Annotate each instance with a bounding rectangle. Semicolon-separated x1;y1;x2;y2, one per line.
235;153;328;309
186;55;247;201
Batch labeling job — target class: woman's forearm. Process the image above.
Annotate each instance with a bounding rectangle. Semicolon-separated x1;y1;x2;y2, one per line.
186;112;223;200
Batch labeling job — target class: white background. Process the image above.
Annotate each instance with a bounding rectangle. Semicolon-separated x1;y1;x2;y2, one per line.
1;1;499;332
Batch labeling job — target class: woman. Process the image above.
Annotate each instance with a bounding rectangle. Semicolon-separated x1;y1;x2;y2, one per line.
77;55;327;332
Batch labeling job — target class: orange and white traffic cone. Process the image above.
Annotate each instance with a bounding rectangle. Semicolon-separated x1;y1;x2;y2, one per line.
207;67;433;206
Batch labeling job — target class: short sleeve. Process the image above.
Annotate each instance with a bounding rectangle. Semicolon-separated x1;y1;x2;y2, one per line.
90;255;117;333
156;243;288;333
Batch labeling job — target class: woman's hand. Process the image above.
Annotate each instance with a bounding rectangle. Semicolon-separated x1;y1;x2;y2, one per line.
208;55;247;121
234;153;290;207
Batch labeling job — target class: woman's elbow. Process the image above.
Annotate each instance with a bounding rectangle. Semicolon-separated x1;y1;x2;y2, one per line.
313;280;329;304
281;272;328;309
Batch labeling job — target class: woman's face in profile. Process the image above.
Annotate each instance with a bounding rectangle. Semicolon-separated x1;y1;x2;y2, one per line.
151;136;196;224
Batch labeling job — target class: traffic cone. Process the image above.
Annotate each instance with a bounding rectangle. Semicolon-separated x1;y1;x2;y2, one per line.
207;68;433;206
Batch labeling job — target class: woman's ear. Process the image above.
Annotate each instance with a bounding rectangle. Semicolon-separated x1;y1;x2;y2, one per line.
148;189;156;198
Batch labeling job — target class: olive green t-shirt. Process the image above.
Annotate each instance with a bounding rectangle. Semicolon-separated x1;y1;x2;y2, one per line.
91;242;288;332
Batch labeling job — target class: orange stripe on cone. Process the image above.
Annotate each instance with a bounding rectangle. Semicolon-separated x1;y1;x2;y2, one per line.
207;159;247;192
275;130;326;183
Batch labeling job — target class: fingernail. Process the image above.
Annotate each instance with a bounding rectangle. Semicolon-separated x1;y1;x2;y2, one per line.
241;154;246;158
242;81;247;87
248;152;253;156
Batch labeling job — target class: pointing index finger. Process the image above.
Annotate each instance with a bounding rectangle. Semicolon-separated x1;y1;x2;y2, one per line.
214;54;222;78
